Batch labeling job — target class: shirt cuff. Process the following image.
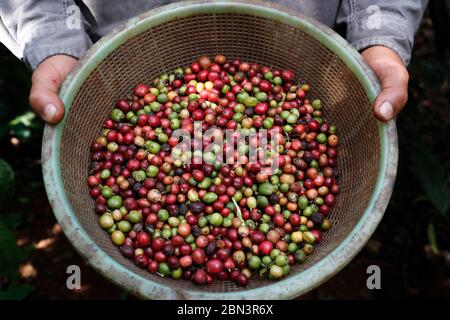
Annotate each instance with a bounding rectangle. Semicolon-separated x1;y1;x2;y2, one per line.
346;15;414;65
22;21;92;70
351;37;410;65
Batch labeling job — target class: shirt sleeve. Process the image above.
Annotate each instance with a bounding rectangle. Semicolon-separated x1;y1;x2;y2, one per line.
0;0;92;70
337;0;429;65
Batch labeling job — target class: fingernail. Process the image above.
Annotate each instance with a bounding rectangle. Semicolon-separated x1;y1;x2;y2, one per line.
379;101;394;120
43;103;57;122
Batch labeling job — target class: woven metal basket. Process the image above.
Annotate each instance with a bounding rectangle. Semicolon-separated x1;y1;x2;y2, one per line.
42;0;398;299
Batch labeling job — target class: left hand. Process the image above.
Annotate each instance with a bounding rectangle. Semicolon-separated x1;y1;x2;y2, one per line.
361;46;409;122
29;55;78;124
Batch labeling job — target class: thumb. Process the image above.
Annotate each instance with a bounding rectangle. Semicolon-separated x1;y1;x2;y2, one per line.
361;46;409;122
373;65;409;122
29;84;65;124
29;55;78;124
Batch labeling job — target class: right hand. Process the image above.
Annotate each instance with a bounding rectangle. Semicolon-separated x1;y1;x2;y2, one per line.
361;46;409;122
29;55;78;124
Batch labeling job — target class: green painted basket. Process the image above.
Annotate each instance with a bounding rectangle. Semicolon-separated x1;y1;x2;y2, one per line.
42;0;398;299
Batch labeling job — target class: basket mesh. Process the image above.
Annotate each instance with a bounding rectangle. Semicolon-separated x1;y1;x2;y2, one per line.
59;13;379;292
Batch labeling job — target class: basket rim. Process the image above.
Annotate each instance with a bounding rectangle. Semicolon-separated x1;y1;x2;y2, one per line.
42;0;398;299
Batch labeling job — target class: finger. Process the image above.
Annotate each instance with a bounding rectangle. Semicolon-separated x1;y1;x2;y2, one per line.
373;65;409;122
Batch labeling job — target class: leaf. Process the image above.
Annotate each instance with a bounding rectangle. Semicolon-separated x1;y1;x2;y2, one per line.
0;284;33;300
445;159;450;184
0;212;24;230
427;223;439;254
0;158;14;206
0;120;8;139
408;141;450;215
7;111;43;143
8;111;36;127
10;124;31;140
231;198;244;224
0;221;33;280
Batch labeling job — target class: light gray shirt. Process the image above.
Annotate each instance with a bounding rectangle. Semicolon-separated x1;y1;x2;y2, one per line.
0;0;428;70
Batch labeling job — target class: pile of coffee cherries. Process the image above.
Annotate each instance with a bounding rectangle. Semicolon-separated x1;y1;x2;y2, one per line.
87;55;339;286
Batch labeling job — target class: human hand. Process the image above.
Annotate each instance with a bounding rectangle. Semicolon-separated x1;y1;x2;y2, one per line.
29;55;78;124
361;46;409;122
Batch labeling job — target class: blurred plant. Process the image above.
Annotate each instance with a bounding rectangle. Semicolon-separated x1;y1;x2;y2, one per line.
429;0;450;61
0;220;34;300
408;140;450;216
404;137;450;255
410;59;450;88
0;45;32;137
8;111;43;143
0;44;36;299
427;223;439;254
399;3;450;258
0;157;34;299
0;44;42;146
0;158;14;205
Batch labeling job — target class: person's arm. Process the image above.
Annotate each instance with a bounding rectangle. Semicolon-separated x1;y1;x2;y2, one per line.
337;0;428;121
0;0;92;123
